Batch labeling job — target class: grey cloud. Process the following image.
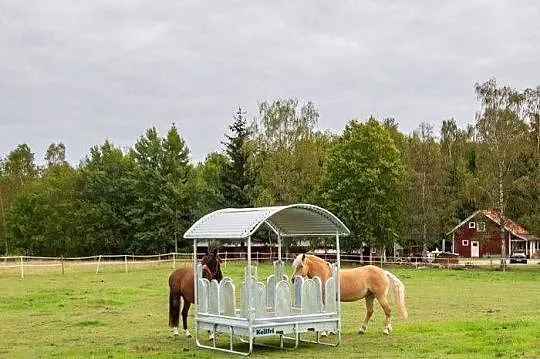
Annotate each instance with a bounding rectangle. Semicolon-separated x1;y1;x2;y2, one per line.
1;0;539;164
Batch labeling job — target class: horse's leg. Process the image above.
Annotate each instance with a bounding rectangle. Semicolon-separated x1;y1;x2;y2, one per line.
181;300;192;337
376;294;393;335
169;290;180;337
359;294;375;334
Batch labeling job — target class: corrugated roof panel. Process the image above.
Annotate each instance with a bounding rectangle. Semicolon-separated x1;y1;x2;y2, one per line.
184;204;350;239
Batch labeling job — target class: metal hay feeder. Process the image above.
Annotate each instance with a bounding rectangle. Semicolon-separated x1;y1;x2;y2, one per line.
184;203;350;355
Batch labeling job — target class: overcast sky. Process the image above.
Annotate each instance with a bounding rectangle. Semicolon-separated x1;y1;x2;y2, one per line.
1;1;539;165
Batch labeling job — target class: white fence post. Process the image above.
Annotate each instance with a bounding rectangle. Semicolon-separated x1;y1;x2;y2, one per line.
96;255;102;274
124;255;128;273
173;252;176;269
20;256;24;279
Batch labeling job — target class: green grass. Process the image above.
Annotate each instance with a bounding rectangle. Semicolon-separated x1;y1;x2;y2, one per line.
1;262;539;358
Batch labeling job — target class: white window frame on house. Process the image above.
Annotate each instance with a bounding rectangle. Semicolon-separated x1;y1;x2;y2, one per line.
468;222;476;229
477;222;486;232
462;240;469;246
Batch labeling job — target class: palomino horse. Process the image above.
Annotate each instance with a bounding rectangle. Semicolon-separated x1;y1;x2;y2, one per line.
292;254;407;335
168;249;223;337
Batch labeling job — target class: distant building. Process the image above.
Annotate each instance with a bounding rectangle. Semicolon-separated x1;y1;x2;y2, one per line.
446;209;539;259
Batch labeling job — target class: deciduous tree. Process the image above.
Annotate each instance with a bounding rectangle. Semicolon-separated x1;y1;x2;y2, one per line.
76;140;134;254
320;117;405;252
0;144;38;254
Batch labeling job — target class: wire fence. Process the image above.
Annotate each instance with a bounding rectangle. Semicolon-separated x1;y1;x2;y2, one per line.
1;251;534;278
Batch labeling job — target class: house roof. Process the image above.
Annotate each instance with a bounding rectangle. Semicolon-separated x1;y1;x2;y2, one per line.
446;209;533;241
184;203;351;240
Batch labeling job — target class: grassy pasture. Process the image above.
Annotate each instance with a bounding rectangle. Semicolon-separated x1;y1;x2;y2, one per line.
1;262;539;358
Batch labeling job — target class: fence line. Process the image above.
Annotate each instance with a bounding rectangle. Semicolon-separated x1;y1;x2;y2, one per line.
0;252;195;278
0;251;523;279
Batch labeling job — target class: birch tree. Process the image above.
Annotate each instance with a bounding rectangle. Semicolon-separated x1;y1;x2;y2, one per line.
248;98;329;205
474;79;528;268
404;122;443;255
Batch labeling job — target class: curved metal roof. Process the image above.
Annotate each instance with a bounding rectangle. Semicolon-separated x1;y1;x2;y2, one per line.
184;203;350;239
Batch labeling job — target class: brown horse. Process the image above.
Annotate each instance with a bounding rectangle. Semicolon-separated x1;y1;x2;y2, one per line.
168;249;223;337
292;253;407;335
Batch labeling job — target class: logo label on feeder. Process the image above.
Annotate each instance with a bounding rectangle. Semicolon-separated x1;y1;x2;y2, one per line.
255;327;275;335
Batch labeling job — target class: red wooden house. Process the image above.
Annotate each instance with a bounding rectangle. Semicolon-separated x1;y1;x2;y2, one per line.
446;209;540;259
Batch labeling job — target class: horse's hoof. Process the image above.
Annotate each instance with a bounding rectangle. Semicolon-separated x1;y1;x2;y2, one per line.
358;325;367;334
185;329;191;338
320;331;328;337
208;333;215;341
173;328;179;337
383;329;390;335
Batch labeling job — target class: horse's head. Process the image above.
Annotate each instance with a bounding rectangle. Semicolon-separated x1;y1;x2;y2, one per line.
291;253;309;282
201;248;223;282
291;253;331;283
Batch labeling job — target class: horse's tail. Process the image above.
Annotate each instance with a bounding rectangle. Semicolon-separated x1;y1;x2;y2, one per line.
169;284;180;327
385;270;408;319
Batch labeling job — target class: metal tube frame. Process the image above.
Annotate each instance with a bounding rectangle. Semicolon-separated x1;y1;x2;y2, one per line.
193;230;342;355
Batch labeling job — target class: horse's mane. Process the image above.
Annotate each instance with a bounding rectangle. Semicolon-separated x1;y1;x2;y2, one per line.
292;253;328;268
292;253;304;269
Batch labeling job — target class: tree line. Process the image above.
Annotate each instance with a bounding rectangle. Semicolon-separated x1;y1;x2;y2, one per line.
0;79;538;256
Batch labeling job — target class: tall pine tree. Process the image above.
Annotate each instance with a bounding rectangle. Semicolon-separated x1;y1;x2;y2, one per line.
221;107;252;208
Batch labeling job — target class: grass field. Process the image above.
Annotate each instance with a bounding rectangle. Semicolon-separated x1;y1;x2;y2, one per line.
1;262;539;359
